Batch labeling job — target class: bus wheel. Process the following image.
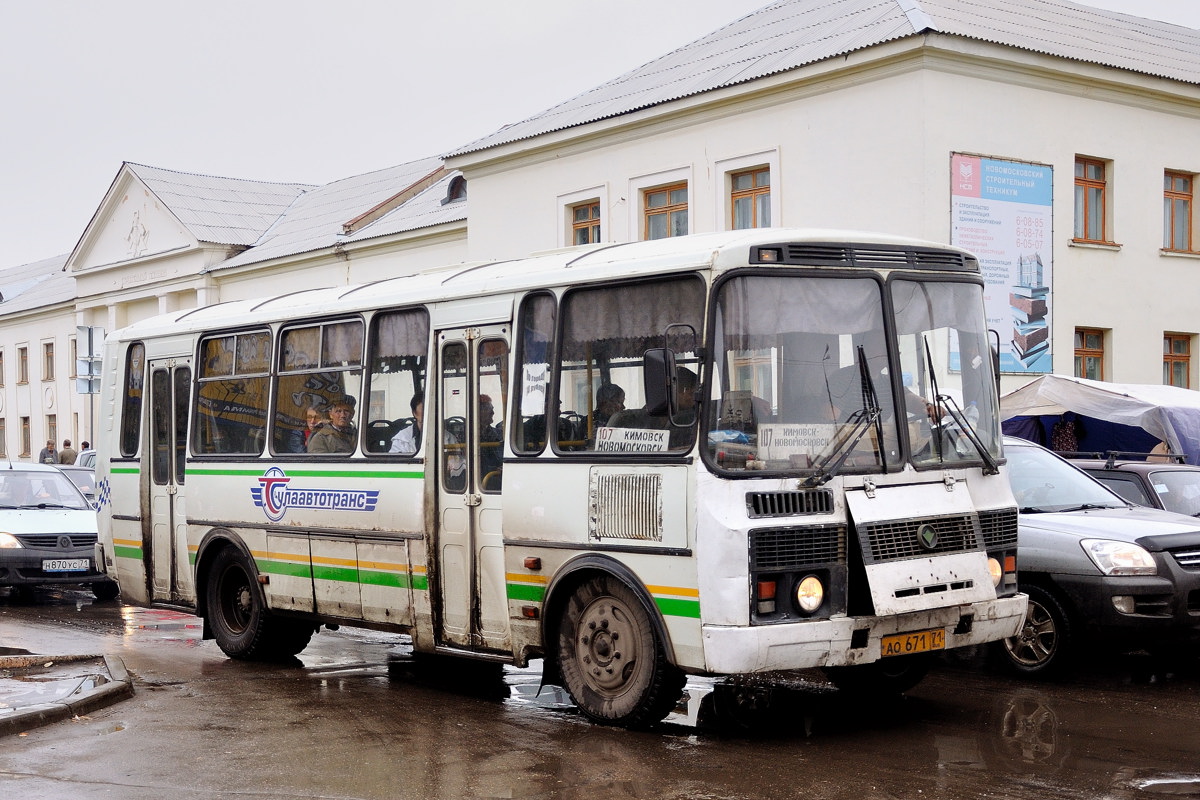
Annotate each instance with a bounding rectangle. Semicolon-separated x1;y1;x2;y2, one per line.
206;547;312;660
824;653;934;695
557;575;685;728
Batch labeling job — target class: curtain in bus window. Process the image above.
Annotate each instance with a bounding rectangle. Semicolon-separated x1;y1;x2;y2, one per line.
560;277;704;453
120;342;145;457
514;294;556;454
364;310;429;455
194;332;271;455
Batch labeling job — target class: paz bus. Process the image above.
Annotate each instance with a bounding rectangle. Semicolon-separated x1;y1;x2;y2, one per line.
95;228;1025;727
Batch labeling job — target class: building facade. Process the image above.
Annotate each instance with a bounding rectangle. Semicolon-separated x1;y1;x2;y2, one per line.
2;0;1198;457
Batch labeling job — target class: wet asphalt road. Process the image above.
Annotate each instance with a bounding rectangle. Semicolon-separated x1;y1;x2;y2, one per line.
2;587;1199;800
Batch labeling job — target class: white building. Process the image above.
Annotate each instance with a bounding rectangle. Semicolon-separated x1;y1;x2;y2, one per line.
3;0;1199;457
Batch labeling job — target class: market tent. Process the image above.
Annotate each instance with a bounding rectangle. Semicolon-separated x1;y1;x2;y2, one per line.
1000;374;1200;465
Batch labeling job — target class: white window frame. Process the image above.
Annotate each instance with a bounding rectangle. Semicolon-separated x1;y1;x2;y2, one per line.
715;150;781;231
629;167;692;242
557;185;609;249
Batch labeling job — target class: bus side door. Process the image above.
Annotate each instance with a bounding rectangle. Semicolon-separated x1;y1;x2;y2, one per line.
436;327;510;652
146;359;192;603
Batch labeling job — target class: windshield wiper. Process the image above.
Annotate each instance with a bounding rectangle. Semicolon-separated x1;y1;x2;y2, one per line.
804;347;884;487
1057;502;1123;512
935;394;1001;476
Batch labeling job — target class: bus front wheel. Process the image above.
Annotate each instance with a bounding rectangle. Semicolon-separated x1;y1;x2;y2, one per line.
206;547;313;660
556;574;685;728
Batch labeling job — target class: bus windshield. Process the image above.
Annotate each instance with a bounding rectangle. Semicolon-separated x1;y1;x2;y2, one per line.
706;273;1001;473
706;274;903;473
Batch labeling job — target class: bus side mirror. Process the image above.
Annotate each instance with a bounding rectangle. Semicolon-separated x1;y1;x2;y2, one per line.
643;348;676;416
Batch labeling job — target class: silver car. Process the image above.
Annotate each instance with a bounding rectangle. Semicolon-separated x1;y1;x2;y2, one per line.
1001;437;1200;675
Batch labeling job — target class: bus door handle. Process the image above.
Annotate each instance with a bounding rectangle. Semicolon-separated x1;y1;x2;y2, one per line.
464;493;482;507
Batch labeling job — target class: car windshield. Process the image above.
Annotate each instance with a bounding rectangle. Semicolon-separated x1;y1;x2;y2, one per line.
1006;443;1126;512
1149;470;1200;517
60;469;97;497
0;469;92;510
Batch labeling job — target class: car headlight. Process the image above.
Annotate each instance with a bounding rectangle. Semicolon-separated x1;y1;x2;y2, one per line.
0;532;22;549
1080;539;1157;576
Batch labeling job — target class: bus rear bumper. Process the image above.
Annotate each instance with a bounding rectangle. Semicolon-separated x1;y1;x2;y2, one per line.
699;594;1027;674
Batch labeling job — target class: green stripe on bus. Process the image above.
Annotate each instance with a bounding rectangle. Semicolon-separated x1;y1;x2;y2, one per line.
114;545;143;560
360;569;423;590
655;597;701;619
111;467;140;475
312;564;359;583
187;467;423;479
507;583;546;602
258;559;314;579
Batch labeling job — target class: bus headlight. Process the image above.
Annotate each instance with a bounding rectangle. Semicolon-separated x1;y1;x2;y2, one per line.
795;575;824;614
987;557;1003;587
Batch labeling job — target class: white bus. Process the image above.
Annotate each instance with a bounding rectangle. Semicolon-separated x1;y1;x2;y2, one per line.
95;229;1025;727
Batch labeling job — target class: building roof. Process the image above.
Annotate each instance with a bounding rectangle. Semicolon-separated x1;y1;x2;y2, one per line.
0;255;73;315
214;157;466;270
126;162;315;247
447;0;1200;157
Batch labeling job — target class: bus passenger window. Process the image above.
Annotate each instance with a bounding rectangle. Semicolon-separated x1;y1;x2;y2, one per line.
193;331;271;455
363;308;429;455
271;319;364;456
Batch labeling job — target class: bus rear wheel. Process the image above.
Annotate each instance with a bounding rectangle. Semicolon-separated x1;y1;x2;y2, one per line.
206;546;313;660
557;574;685;728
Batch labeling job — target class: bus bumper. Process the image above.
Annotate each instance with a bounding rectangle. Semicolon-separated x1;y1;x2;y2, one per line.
699;594;1027;674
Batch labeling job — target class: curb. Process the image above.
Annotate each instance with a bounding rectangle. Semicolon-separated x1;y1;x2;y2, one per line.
0;654;134;736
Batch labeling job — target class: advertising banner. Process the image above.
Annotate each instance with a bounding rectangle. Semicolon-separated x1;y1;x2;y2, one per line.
950;154;1054;373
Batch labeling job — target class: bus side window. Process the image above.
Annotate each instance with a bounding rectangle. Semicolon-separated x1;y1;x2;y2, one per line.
512;293;556;455
194;332;271;455
364;308;429;456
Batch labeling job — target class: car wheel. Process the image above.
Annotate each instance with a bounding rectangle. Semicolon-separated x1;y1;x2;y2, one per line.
91;580;120;601
1000;584;1073;677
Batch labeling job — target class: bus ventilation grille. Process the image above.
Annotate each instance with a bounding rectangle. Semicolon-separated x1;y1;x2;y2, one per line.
588;473;663;541
977;508;1018;550
750;525;846;570
746;489;834;518
857;514;981;564
756;244;977;272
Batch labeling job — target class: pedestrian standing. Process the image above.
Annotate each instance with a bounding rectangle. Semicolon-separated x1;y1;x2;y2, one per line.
38;439;57;464
59;439;78;464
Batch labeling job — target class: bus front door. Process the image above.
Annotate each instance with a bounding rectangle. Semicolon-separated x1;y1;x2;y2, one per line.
146;359;192;603
436;327;510;652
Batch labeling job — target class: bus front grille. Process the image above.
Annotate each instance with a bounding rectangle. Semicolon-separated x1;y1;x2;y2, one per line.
746;489;834;518
750;525;846;570
977;508;1018;550
857;514;981;564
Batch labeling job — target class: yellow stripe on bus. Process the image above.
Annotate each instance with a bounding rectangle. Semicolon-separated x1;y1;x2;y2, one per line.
645;584;700;599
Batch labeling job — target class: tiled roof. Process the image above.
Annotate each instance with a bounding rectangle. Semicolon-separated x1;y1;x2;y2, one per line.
446;0;1200;156
216;157;461;269
126;162;314;246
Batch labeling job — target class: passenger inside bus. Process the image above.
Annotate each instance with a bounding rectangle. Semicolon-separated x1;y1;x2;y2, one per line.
608;367;698;449
388;393;424;455
593;383;625;428
307;395;358;454
479;394;503;487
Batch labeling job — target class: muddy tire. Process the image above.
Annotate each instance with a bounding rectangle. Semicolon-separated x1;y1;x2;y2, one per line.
824;652;934;695
557;574;685;728
206;547;312;660
91;580;120;601
1000;584;1072;677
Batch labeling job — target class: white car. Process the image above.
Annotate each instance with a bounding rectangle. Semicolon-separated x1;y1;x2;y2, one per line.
0;462;118;600
74;449;97;468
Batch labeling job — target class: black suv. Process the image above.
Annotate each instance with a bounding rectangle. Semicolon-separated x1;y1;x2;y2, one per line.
1068;453;1200;518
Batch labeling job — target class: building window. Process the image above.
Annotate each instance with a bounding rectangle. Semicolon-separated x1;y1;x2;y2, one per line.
0;419;6;457
47;414;57;446
441;175;467;205
1074;157;1109;243
0;350;4;386
17;347;28;384
644;183;688;240
571;201;601;245
20;416;30;457
69;338;78;379
1164;333;1191;388
1164;171;1194;252
43;342;55;381
1074;328;1105;380
731;168;770;229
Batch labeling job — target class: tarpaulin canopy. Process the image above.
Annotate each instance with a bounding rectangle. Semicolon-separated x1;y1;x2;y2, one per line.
1000;374;1200;465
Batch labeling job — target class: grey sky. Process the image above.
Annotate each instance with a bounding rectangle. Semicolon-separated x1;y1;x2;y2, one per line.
1;0;1197;269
